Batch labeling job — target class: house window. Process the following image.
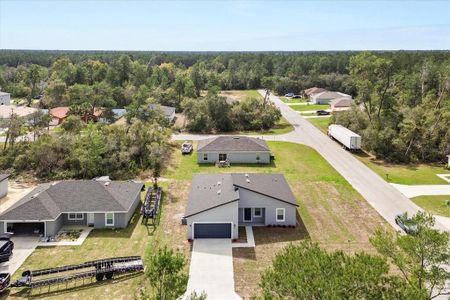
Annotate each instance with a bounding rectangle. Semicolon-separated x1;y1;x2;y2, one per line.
203;153;208;161
105;213;114;226
256;154;260;161
68;213;84;220
254;208;262;217
219;153;227;161
276;208;285;222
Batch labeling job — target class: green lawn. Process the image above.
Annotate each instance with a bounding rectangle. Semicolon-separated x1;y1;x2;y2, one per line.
280;96;306;103
355;153;450;185
306;117;331;133
291;104;329;112
411;195;450;217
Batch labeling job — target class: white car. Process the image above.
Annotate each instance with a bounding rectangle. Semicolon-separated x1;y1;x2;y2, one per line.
181;142;193;154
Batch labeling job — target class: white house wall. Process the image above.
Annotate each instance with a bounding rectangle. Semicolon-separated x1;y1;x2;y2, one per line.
185;201;239;239
197;151;270;164
238;188;297;226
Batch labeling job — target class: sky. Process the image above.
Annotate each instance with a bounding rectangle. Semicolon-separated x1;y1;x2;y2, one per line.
0;0;449;51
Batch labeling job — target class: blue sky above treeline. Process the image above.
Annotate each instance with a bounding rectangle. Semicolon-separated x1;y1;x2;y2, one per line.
1;0;449;51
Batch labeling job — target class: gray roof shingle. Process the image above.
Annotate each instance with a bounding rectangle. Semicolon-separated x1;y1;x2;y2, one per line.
0;174;9;182
0;180;143;221
184;173;298;218
197;136;270;152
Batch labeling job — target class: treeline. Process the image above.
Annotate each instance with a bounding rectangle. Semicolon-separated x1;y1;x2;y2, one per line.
334;52;449;163
182;89;281;133
0;118;170;179
1;50;449;98
0;50;449;163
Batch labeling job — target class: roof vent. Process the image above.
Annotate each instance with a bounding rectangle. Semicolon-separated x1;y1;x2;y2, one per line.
246;178;250;183
217;189;221;195
31;193;39;199
51;182;57;186
245;174;249;178
217;181;221;186
104;182;110;186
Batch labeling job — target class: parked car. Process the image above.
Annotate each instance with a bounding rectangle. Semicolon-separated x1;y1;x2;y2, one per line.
316;110;330;116
285;93;294;97
292;95;301;99
181;141;193;154
0;273;10;293
0;233;13;263
395;214;418;235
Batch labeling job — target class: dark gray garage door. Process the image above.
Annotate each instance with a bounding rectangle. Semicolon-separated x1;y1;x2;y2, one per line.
7;222;44;236
194;223;232;239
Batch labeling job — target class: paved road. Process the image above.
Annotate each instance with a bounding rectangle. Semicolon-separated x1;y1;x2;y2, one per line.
0;236;39;275
184;239;241;300
256;90;448;231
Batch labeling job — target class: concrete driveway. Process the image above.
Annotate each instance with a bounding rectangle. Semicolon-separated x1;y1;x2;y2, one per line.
185;239;241;300
0;235;39;275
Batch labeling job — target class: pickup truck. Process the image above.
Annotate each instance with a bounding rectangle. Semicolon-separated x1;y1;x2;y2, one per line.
0;233;14;263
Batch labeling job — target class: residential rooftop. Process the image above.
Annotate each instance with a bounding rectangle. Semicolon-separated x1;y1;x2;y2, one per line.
197;136;270;152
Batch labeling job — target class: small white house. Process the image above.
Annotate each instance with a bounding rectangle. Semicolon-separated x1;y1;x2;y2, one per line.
447;155;450;168
0;92;11;106
0;174;9;199
311;91;352;105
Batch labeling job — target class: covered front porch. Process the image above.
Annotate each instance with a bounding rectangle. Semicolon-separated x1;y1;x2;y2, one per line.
238;207;266;226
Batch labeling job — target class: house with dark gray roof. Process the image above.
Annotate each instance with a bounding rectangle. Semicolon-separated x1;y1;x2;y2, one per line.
197;136;271;164
183;173;298;239
0;179;143;237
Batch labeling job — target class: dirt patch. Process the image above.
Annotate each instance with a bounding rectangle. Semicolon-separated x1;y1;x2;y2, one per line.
233;226;309;298
0;180;37;214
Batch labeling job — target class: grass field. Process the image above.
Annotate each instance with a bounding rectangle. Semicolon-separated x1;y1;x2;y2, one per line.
306;116;331;133
167;141;388;298
280;96;306;103
291;104;329;112
411;195;450;217
355;153;450;185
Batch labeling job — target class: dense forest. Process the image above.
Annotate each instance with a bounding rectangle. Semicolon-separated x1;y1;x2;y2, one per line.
0;50;449;165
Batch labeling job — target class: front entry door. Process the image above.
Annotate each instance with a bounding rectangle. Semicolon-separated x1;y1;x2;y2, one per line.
243;208;252;222
87;213;95;226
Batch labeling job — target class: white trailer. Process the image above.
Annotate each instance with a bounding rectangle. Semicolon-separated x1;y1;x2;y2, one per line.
328;124;361;151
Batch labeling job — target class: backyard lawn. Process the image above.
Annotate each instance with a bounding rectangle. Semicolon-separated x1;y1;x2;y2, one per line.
355;153;450;185
291;104;329;111
411;195;450;217
167;141;388;298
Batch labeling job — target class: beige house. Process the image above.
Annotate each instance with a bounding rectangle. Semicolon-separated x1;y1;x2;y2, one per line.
330;97;354;112
311;91;352;105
